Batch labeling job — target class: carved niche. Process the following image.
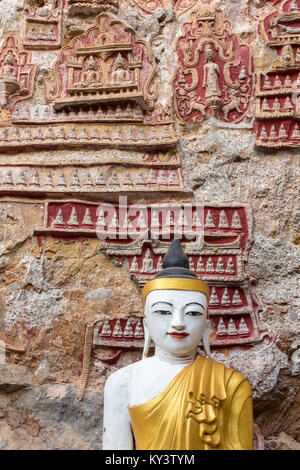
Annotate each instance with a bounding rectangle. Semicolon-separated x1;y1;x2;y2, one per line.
46;13;156;112
173;2;253;123
255;0;300;148
67;0;119;16
36;201;267;350
4;13;176;151
0;36;36;111
24;0;64;50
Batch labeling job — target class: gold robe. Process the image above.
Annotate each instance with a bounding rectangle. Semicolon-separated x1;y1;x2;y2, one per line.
128;356;253;450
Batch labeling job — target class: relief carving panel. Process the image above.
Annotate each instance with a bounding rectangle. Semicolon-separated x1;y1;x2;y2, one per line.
255;0;300;148
173;2;253;123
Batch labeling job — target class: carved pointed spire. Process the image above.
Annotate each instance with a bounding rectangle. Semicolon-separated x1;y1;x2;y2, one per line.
221;288;231;305
216;317;227;336
130;256;139;272
123;170;133;186
57;170;67;187
209;287;219;305
238;317;249;335
30;169;40;186
67;207;79;226
134;320;144;339
231;210;242;229
218;210;229;228
226;257;235;274
232;289;242;305
197;256;205;272
216;257;225;273
53;208;65;226
227;318;238;336
112;320;123;338
206;256;214;273
82;208;93;226
70;168;81;187
205;210;215;228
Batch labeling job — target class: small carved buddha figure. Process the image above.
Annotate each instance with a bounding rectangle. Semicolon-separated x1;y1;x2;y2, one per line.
111;53;131;85
1;53;17;80
103;239;254;450
78;56;101;87
202;44;221;99
280;45;294;68
142;248;154;273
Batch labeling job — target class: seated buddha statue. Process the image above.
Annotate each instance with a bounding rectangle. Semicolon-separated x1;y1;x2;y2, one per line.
1;53;18;80
111;53;131;85
75;56;101;88
103;239;254;450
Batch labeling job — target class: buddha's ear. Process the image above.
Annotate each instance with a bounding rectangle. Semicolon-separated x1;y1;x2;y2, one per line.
142;318;151;360
202;319;211;358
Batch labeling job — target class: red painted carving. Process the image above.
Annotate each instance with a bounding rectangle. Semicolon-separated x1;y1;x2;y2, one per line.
173;4;253;123
46;13;157;115
0;36;37;110
24;0;65;50
36;202;265;349
255;0;300;149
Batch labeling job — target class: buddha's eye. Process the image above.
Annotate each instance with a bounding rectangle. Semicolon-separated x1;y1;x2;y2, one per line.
154;310;172;315
186;311;203;316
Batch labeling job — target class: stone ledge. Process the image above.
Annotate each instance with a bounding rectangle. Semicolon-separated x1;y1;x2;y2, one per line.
0;364;34;393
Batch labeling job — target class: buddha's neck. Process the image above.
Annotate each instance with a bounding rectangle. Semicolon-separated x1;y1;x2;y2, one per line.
154;346;197;366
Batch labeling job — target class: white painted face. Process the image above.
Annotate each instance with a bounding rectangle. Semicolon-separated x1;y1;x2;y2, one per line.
145;289;209;356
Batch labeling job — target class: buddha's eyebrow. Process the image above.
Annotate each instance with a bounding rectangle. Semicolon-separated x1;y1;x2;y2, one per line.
185;302;205;309
151;301;173;308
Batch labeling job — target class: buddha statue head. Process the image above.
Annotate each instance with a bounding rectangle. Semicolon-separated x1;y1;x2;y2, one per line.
142;239;211;359
204;44;215;63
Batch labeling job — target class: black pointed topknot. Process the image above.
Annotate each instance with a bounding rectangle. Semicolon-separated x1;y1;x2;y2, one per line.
155;239;197;280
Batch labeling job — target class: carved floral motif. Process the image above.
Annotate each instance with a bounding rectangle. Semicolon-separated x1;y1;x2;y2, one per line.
173;2;253;123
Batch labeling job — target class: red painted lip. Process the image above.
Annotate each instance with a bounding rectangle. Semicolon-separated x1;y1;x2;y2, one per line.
167;332;190;338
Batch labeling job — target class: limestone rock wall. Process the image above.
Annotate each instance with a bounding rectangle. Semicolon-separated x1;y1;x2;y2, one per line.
0;0;299;450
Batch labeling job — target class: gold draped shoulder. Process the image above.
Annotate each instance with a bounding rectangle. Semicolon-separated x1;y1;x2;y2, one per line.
128;356;253;450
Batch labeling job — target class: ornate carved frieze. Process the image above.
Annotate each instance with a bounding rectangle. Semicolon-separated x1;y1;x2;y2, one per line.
0;14;177;150
173;2;253;123
67;0;119;16
93;317;145;349
24;0;64;50
0;123;176;151
0;163;183;194
34;201;265;349
255;0;300;148
0;36;36;110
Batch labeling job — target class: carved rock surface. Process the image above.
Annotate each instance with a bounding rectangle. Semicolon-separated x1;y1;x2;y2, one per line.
0;364;34;392
0;0;298;450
